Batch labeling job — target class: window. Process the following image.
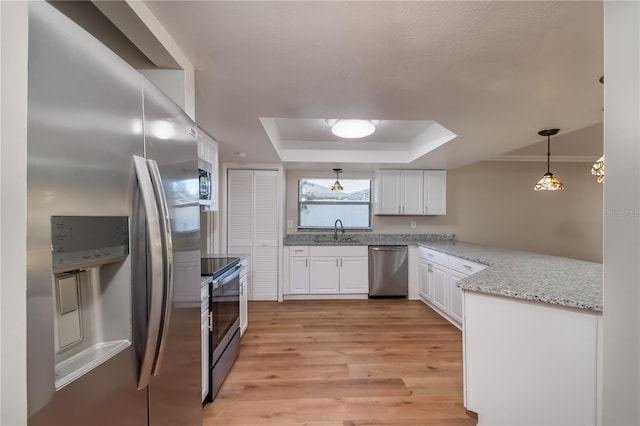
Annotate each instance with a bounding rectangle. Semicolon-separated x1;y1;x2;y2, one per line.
298;178;371;229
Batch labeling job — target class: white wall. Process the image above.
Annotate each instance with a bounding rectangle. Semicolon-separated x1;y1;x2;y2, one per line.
286;162;603;263
48;1;154;69
125;1;195;119
0;2;28;424
602;1;640;424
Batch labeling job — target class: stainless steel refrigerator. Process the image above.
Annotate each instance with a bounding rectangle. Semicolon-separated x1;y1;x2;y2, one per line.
26;3;201;425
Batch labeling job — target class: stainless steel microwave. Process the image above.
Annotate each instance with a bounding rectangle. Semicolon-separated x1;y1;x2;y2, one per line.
198;158;213;207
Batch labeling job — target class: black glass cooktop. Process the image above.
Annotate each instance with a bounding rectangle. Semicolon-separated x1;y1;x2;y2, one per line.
201;257;240;278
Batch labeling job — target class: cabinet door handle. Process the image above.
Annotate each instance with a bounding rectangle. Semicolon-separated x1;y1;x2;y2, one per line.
305;258;308;267
340;258;343;267
208;312;212;331
336;258;338;267
463;264;472;270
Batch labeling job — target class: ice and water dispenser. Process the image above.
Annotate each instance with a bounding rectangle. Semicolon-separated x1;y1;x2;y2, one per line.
51;216;131;389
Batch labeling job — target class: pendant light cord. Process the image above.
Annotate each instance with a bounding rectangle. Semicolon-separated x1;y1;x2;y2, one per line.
546;135;551;173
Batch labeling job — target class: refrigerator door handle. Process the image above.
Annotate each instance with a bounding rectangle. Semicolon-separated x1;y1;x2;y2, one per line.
133;156;165;390
147;159;174;376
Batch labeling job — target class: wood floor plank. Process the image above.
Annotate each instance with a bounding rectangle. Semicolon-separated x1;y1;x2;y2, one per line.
203;299;476;426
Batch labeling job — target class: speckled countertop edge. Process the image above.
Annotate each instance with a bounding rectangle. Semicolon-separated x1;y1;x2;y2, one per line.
418;241;603;312
284;233;455;246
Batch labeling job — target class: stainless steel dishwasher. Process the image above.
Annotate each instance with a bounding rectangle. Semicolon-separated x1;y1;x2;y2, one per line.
368;246;408;297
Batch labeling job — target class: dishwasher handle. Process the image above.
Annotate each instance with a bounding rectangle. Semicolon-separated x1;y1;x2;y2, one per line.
369;246;407;251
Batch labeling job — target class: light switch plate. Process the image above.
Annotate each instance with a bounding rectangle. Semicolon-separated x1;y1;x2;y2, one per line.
287;220;293;228
411;220;417;229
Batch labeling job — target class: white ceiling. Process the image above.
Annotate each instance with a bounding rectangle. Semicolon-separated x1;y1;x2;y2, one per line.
144;0;603;170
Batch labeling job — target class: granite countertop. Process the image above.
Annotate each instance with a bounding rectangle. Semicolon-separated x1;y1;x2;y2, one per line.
201;275;213;288
284;233;456;246
418;241;603;312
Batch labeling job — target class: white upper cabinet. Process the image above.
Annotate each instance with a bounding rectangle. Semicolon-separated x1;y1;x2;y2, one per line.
374;170;402;214
424;170;446;215
374;169;445;215
401;171;424;215
197;128;219;211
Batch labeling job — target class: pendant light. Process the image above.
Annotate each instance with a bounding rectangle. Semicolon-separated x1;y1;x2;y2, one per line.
591;155;605;183
331;168;344;191
534;129;564;191
590;76;605;183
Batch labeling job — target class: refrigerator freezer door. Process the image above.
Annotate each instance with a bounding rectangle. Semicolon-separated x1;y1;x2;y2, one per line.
142;78;202;426
133;156;165;390
27;3;147;425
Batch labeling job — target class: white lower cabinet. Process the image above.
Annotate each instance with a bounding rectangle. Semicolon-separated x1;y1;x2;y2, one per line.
309;257;340;293
430;262;448;313
338;257;368;293
200;309;209;402
418;246;487;328
447;270;466;324
287;245;368;295
239;261;248;336
289;256;310;293
418;260;432;301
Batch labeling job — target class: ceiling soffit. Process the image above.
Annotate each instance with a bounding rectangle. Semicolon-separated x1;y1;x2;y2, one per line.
259;118;457;164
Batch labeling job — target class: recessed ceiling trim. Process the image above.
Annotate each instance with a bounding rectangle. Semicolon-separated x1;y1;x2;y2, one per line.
258;117;283;157
279;148;411;163
409;122;457;159
260;117;457;164
490;155;598;163
281;140;406;151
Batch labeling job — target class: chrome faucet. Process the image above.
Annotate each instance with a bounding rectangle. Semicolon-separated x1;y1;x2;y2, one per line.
334;219;345;241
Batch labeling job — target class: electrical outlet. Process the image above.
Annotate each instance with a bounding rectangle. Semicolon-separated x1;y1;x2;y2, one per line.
287;220;293;228
410;220;417;229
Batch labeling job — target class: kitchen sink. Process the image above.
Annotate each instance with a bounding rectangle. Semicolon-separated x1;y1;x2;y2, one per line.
339;237;360;243
312;236;360;244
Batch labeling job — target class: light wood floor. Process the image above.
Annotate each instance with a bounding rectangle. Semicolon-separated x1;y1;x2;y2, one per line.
203;299;477;426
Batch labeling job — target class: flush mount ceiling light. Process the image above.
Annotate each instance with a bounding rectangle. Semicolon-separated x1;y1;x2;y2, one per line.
534;129;564;191
331;168;344;191
325;119;379;139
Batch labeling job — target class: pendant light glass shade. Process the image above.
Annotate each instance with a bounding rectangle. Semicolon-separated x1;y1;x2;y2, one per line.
533;129;563;191
534;172;564;191
331;168;343;191
591;155;604;183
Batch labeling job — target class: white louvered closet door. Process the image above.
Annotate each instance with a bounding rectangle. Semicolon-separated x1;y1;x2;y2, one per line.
251;171;279;300
227;170;254;293
227;169;279;301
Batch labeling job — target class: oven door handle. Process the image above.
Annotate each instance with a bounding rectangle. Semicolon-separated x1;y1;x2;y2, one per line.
213;264;241;288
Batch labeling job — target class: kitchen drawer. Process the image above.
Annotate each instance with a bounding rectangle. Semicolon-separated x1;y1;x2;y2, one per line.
419;247;448;266
448;255;487;275
310;245;368;257
289;246;309;257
